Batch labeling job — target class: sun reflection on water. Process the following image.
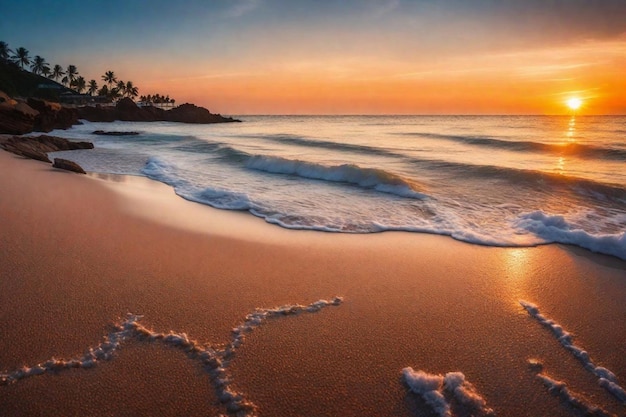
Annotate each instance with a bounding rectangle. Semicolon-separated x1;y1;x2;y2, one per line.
566;116;576;141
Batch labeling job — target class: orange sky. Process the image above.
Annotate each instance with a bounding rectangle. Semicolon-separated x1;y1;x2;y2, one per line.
140;36;626;115
4;1;626;115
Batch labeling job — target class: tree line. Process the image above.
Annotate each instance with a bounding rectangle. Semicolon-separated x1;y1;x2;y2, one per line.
0;41;175;105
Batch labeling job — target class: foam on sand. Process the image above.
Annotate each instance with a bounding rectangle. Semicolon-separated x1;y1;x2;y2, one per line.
528;362;616;417
402;368;495;417
0;297;343;416
520;300;626;404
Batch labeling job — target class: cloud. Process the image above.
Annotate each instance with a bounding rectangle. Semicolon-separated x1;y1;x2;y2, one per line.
225;0;262;18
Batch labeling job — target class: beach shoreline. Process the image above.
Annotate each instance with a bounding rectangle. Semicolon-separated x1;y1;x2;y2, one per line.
1;149;625;416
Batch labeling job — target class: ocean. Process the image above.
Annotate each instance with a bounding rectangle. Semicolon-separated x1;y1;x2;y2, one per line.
48;115;626;260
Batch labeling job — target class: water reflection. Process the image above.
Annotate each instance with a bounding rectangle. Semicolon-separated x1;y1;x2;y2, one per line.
566;116;576;141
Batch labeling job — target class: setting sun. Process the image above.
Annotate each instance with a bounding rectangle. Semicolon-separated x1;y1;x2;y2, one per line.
567;98;583;111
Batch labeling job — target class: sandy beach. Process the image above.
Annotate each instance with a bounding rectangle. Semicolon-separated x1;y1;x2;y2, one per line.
1;149;625;416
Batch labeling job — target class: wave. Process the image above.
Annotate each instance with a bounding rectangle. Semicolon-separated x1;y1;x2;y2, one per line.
514;211;626;260
245;155;427;199
420;159;626;203
142;157;253;211
400;132;626;161
238;133;405;159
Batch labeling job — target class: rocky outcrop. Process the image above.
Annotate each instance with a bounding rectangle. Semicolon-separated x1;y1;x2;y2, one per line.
0;91;79;134
1;135;93;163
53;158;86;174
76;104;117;122
165;103;239;124
78;98;240;124
0;91;38;134
27;97;79;132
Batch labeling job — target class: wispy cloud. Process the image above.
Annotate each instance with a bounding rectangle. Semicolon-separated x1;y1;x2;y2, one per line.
224;0;262;18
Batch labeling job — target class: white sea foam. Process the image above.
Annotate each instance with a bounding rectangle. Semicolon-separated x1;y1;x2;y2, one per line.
520;300;626;404
245;155;427;199
403;368;450;417
443;372;495;416
514;211;626;261
402;368;494;417
536;372;616;417
0;297;343;416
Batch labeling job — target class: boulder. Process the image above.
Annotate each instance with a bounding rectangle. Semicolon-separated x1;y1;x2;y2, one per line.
77;105;117;122
116;97;157;122
53;158;86;174
0;91;17;106
166;103;239;124
27;97;79;132
2;140;51;162
1;135;93;163
0;94;38;134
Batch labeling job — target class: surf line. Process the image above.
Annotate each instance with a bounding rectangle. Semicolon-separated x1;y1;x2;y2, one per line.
0;297;344;416
520;300;626;405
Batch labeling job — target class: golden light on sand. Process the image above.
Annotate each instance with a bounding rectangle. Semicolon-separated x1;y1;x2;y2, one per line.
566;97;583;111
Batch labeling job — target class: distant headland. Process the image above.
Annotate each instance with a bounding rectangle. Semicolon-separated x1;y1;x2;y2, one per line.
0;40;240;136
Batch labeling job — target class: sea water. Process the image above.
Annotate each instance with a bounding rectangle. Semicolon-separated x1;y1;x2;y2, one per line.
48;115;626;260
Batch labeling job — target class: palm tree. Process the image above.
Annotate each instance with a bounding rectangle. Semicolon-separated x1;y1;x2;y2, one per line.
11;47;30;69
30;55;47;75
0;41;12;62
97;85;109;97
72;76;86;94
102;70;117;88
125;80;138;99
66;65;78;85
41;65;51;78
116;80;126;96
51;64;64;81
110;87;122;101
88;79;98;96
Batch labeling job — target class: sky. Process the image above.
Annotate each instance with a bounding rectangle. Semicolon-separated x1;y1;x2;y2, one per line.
1;0;625;115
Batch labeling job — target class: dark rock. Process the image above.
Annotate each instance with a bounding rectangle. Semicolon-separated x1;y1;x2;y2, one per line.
53;158;86;174
92;130;140;136
166;103;239;124
2;141;51;162
116;98;157;122
77;105;117;122
1;135;93;163
0;92;38;134
142;105;167;120
27;98;78;132
76;99;239;124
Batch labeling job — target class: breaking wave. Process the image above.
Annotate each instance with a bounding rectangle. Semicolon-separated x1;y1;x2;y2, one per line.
514;212;626;261
245;155;427;199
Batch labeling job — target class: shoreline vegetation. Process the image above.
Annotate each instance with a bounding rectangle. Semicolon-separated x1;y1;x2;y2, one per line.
0;40;240;137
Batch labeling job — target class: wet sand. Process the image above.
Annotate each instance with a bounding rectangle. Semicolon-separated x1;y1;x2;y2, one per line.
1;150;625;416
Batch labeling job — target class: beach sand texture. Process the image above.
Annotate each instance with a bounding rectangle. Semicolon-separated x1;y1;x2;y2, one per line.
1;150;625;416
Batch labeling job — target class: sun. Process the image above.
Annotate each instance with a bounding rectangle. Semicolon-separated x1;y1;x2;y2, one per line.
566;97;582;111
